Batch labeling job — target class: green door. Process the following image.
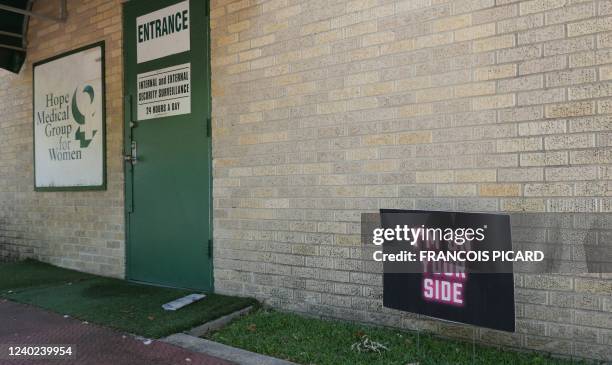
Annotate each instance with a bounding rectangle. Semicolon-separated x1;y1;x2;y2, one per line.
123;0;212;290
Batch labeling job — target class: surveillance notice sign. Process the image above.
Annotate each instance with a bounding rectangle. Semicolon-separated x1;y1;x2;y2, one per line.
137;63;191;121
380;209;515;332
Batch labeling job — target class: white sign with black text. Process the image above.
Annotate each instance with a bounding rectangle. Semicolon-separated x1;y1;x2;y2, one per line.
136;0;190;63
137;63;191;120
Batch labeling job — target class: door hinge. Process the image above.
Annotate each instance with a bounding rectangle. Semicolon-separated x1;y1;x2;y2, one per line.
206;117;211;138
208;239;213;258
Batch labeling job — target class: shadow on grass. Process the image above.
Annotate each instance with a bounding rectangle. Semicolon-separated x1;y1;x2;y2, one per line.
0;259;96;291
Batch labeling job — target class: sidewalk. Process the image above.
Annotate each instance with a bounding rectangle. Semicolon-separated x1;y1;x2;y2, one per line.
0;299;233;365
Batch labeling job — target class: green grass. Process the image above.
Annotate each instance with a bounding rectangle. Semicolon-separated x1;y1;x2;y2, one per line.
0;260;256;338
208;309;588;365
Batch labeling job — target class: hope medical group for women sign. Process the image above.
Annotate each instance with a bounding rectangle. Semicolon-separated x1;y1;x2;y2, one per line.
33;42;105;191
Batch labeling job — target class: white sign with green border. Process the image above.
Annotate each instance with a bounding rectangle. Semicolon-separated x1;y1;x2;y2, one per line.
33;42;106;191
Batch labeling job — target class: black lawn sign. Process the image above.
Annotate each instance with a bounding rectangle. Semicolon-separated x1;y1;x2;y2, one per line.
381;209;515;332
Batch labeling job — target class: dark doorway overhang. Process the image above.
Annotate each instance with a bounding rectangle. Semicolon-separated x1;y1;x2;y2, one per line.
0;0;66;74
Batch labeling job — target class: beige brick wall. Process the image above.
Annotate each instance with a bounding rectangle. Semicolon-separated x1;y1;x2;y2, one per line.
210;0;612;360
0;0;124;276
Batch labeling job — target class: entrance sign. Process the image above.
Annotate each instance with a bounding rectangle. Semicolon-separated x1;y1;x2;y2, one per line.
136;0;190;63
137;63;191;120
33;42;105;190
381;210;515;332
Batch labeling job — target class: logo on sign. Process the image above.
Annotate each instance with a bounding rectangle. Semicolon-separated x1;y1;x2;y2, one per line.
72;85;98;148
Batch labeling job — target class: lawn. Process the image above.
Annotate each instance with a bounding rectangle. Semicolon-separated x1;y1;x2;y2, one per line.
0;260;256;338
208;309;587;365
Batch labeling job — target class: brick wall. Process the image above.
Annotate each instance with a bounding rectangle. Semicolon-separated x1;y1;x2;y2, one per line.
210;0;612;360
0;0;124;276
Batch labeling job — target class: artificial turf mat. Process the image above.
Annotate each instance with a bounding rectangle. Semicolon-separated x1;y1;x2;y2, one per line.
0;260;255;338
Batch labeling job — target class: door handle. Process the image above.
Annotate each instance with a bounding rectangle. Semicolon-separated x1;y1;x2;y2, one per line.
124;140;138;164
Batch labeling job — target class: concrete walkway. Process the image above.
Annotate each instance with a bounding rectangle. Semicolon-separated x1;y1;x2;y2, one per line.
0;299;234;365
164;333;297;365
